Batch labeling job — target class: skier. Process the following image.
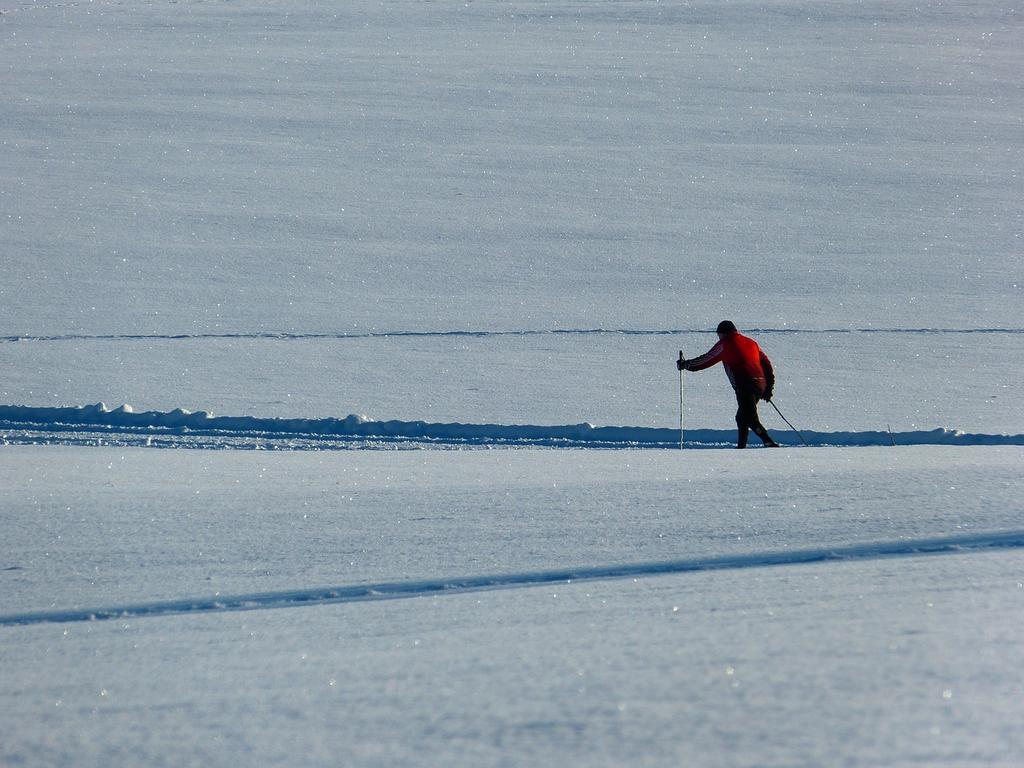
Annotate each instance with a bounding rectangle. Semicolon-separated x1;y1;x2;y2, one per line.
678;321;780;448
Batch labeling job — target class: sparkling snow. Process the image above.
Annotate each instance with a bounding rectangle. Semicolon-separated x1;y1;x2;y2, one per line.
2;0;1022;766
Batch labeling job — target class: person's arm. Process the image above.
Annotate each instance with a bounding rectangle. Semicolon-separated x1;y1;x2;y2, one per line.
684;341;724;371
760;350;775;400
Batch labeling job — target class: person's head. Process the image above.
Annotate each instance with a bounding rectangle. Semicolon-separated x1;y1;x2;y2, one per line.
716;320;738;338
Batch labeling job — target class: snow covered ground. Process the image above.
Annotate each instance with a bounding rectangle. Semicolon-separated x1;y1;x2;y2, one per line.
3;447;1024;766
4;0;1021;337
3;326;1024;437
2;0;1023;765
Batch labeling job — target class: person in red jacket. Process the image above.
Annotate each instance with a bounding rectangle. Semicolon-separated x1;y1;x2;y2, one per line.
678;320;780;448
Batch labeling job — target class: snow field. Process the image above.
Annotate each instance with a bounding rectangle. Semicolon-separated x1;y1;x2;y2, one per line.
3;445;1023;612
3;0;1023;764
1;444;1022;766
3;328;1022;436
3;0;1022;336
6;555;1024;766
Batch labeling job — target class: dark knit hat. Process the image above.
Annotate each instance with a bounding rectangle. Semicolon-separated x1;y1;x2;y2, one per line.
716;320;738;335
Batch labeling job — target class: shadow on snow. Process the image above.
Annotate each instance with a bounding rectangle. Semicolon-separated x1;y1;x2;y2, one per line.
1;403;1023;449
3;531;1023;627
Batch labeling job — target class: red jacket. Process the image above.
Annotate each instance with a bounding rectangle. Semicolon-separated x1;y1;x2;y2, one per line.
686;331;775;397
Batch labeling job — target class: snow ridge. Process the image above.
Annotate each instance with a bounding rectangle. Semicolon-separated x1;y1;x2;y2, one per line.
2;327;1022;344
3;530;1023;627
2;403;1023;449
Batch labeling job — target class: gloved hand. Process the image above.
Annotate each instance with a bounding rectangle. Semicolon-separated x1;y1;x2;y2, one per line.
763;389;773;402
677;357;688;371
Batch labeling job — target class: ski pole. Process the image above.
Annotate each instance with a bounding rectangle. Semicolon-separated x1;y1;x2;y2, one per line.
678;350;685;449
768;399;808;446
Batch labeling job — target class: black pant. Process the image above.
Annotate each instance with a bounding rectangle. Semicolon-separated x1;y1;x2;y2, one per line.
735;384;774;448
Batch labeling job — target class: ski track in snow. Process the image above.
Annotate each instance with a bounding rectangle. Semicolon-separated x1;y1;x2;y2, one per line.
3;531;1022;627
2;327;1023;344
2;403;1023;449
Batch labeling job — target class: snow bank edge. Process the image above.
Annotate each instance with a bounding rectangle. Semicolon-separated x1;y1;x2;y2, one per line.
1;403;1022;448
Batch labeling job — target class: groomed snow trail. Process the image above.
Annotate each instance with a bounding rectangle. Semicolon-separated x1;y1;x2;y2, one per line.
3;530;1022;627
3;327;1022;344
2;403;1022;449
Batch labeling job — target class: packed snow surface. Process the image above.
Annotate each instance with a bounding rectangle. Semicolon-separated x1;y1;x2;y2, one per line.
2;0;1023;766
3;0;1022;337
3;447;1024;767
3;327;1023;436
2;401;1024;449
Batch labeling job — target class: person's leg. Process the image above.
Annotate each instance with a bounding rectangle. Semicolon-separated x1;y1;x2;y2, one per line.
746;396;778;446
735;405;750;448
735;391;756;448
749;411;778;446
737;388;777;447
